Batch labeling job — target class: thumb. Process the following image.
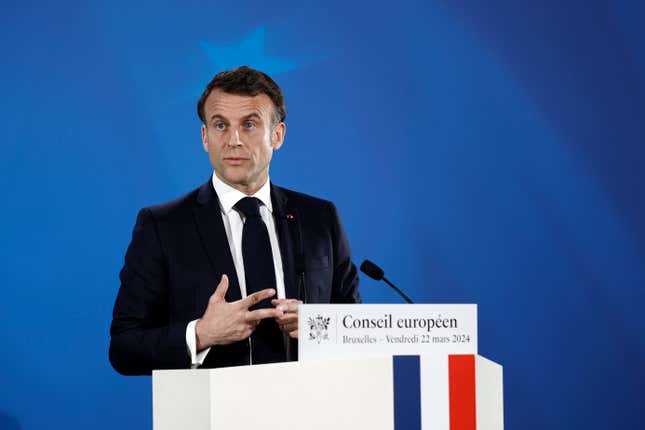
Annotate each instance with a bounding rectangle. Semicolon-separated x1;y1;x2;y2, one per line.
211;274;229;302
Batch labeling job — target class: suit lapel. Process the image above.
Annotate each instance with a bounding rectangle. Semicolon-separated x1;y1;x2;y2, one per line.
192;179;242;302
271;184;301;300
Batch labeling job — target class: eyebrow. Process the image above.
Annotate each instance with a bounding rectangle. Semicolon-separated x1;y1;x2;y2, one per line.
209;114;228;123
241;113;262;121
208;113;262;123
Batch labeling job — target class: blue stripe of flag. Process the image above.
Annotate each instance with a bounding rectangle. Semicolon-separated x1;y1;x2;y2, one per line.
393;355;422;430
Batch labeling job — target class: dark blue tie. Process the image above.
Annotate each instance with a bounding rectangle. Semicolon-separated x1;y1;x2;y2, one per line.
235;197;285;364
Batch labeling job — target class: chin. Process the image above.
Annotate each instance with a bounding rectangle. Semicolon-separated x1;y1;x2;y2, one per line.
217;168;244;182
222;174;249;187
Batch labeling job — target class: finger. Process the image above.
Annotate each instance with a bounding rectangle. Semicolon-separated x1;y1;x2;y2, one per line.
271;299;301;312
280;301;301;313
241;288;276;308
271;298;301;305
246;307;283;322
276;313;298;324
211;275;229;302
287;329;298;339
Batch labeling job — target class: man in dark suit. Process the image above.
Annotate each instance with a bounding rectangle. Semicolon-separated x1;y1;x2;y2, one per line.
109;66;360;375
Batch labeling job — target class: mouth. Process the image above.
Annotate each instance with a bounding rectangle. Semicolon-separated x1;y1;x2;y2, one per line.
223;157;249;166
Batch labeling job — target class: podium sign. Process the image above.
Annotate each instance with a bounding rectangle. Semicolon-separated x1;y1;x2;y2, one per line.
298;304;477;361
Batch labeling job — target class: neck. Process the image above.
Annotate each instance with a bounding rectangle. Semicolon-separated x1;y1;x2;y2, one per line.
214;171;268;196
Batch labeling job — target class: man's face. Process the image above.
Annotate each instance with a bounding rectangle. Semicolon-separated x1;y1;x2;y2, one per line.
201;90;285;194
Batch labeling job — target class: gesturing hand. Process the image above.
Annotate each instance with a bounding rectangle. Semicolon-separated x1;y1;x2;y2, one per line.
195;275;284;351
271;298;303;339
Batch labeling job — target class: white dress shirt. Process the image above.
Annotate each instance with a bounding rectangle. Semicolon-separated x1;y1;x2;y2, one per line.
185;173;286;367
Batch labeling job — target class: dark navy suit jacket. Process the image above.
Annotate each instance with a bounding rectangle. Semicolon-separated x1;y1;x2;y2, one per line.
109;178;360;375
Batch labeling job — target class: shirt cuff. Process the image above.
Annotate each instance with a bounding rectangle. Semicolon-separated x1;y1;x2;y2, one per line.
186;319;211;368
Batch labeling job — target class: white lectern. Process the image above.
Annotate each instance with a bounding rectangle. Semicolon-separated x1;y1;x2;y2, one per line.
153;354;503;430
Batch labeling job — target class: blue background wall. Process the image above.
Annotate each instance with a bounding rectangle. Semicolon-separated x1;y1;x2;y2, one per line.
2;0;644;428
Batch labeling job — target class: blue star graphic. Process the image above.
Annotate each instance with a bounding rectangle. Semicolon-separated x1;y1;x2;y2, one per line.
200;26;300;75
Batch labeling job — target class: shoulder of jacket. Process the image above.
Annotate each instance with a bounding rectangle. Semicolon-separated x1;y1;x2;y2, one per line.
274;184;334;209
142;184;203;221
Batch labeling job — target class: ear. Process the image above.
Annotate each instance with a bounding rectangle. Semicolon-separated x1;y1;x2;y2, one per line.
271;122;286;151
201;124;208;152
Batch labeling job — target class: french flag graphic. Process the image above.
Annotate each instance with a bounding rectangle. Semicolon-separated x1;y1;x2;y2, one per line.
392;355;504;430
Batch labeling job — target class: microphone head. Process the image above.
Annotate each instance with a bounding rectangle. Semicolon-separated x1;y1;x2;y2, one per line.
360;259;384;281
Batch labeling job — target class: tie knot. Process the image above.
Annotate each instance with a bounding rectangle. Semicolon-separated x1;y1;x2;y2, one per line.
235;197;262;218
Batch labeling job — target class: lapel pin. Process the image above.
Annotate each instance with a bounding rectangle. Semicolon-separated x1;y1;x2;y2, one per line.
286;213;295;219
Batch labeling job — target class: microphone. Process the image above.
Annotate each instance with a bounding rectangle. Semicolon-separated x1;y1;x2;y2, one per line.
360;260;414;304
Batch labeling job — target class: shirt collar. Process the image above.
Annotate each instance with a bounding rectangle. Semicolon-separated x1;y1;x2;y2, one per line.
211;172;273;214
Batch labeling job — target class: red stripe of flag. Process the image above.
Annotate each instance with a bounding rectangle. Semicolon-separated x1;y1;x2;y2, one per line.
449;354;476;430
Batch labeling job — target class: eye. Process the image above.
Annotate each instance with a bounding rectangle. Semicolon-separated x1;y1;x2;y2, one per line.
243;121;256;129
214;122;226;131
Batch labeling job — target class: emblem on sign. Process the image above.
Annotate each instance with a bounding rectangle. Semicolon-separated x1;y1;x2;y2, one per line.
308;315;331;344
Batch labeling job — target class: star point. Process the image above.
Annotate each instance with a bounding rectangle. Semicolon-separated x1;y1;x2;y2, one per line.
200;26;299;75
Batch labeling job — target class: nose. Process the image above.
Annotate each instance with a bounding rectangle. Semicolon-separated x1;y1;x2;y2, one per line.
226;129;242;147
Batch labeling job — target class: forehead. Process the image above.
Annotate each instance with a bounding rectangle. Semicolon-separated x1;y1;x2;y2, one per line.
203;90;274;120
